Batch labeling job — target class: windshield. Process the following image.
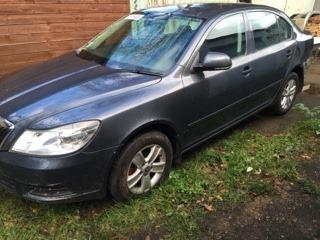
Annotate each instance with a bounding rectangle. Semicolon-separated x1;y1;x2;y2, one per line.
78;14;203;75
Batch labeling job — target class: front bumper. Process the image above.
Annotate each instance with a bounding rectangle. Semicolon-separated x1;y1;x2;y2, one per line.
0;147;117;203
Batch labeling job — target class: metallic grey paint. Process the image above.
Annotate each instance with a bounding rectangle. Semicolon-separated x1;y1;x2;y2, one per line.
0;3;313;203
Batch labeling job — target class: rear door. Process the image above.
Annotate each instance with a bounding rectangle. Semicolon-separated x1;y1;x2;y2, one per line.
274;15;297;79
245;11;297;102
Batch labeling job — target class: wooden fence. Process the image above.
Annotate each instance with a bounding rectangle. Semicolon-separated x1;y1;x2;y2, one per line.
0;0;130;78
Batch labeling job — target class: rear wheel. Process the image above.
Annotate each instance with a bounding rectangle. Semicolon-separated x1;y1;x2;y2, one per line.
109;131;173;202
269;72;299;115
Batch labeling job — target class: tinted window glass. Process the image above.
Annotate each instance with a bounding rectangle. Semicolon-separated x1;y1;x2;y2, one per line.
248;12;279;50
200;14;246;60
277;16;292;41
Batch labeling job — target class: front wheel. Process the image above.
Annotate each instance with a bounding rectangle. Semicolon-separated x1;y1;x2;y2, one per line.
269;72;299;115
109;131;173;202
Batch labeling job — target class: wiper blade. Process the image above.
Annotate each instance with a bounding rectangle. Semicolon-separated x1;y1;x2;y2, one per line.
126;69;162;77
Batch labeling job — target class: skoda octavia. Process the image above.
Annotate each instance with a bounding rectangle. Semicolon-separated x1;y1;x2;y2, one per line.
0;3;313;203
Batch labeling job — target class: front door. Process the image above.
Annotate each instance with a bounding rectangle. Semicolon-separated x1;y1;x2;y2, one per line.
182;13;259;146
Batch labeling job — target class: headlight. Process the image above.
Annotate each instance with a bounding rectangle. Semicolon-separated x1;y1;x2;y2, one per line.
11;121;100;156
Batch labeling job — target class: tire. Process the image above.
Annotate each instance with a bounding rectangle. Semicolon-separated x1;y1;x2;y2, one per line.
109;131;173;202
269;72;299;115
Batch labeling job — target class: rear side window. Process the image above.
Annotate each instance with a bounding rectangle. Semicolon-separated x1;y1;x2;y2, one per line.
277;16;292;42
247;12;279;50
199;14;246;60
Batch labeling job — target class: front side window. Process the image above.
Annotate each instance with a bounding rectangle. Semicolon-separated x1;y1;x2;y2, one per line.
78;14;203;75
248;12;280;50
200;14;246;60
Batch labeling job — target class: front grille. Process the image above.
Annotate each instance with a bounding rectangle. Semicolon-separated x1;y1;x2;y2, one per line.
0;117;13;146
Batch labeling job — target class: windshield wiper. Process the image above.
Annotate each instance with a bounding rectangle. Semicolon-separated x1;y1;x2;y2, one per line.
124;68;163;77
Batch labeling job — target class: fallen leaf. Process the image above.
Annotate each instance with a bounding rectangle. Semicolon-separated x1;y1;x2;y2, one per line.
215;195;223;201
273;179;282;192
254;169;262;175
196;197;204;204
203;204;214;212
177;204;184;209
216;180;223;185
31;208;38;213
300;154;311;160
274;178;282;186
251;192;257;197
246;167;253;173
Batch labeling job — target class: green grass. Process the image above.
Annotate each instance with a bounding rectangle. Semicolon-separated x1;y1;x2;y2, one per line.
0;116;319;239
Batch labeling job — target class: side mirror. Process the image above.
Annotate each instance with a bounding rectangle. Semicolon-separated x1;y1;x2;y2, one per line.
194;52;232;71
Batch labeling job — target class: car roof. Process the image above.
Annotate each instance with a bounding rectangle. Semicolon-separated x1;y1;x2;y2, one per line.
134;3;280;20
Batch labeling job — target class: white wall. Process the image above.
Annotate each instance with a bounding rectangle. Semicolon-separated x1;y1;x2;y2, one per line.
253;0;315;16
131;0;316;16
131;0;237;11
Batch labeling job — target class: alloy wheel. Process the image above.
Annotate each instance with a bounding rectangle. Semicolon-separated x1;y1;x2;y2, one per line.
281;79;297;111
127;144;166;194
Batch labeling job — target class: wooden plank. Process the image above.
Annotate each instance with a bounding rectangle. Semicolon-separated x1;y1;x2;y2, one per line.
0;42;51;56
0;30;100;45
1;62;34;76
0;0;129;3
0;4;130;15
0;50;67;64
49;38;89;50
0;38;88;56
0;26;9;35
0;15;8;26
0;21;110;35
3;12;124;26
0;62;38;77
0;50;67;78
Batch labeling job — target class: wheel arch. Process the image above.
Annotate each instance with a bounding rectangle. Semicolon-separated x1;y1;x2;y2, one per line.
116;120;182;166
291;64;304;92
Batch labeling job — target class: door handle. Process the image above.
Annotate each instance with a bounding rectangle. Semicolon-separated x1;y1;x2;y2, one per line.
286;50;293;57
242;66;252;76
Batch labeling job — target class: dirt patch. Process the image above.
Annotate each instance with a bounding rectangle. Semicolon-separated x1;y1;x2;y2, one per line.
300;154;320;185
306;63;320;76
198;184;320;240
244;112;303;135
304;62;320;94
306;83;320;95
242;93;320;136
130;226;168;240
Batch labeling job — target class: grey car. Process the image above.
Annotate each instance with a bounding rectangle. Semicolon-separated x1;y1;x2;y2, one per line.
0;3;314;203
